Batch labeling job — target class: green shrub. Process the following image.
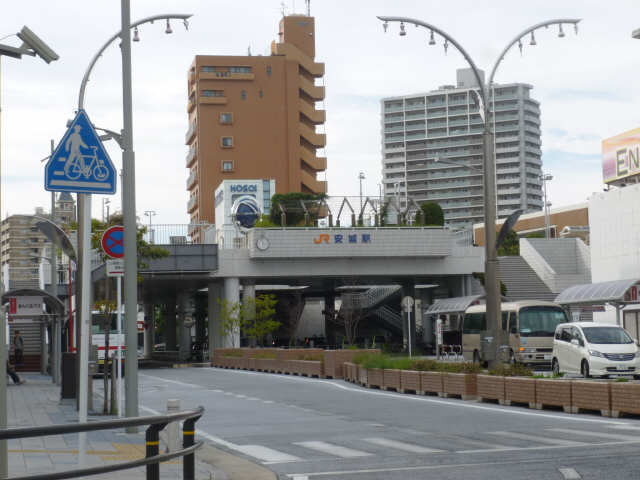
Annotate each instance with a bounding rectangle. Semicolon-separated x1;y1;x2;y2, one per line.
223;350;244;358
616;377;630;382
296;353;323;362
352;354;480;374
250;350;277;359
488;363;533;377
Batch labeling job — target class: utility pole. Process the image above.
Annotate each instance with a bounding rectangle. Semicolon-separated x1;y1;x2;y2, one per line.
358;172;365;217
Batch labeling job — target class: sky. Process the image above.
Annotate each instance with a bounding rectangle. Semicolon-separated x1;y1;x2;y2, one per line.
2;0;640;225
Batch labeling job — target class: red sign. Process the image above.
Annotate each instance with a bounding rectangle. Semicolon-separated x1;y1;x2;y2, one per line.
624;285;639;303
101;225;124;259
8;298;16;315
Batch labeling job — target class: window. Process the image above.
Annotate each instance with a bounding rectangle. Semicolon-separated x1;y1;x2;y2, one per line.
241;90;246;100
266;65;272;76
220;113;233;124
202;66;216;72
229;66;251;73
221;137;233;148
259;89;263;98
202;90;224;97
222;161;233;172
463;313;486;334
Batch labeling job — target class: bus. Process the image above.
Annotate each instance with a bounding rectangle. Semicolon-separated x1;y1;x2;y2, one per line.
91;311;125;364
462;300;569;366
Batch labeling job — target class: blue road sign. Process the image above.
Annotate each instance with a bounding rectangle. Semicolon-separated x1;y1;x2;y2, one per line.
45;109;117;194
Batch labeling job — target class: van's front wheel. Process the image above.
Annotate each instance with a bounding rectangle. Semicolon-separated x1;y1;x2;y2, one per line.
473;351;481;365
552;358;560;376
581;360;591;379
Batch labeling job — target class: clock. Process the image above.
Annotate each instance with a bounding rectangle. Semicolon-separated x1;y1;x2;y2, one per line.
256;237;270;251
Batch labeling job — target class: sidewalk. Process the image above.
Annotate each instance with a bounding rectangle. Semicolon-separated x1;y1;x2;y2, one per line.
6;373;220;479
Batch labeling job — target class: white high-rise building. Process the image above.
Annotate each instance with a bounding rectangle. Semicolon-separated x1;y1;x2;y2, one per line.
381;68;543;230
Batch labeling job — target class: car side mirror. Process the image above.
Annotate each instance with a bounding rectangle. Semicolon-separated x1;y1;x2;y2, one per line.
571;339;580;346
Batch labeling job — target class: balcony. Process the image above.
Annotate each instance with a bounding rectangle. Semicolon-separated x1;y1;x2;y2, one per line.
186;170;197;190
187;196;198;213
300;146;327;171
185;122;197;145
299;100;326;124
272;42;324;77
299;123;326;148
187;95;196;113
299;76;325;101
384;105;404;113
300;169;327;194
185;146;197;168
199;71;255;81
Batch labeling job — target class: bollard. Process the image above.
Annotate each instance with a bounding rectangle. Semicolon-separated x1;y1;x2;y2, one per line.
183;417;196;480
166;399;180;452
145;424;163;480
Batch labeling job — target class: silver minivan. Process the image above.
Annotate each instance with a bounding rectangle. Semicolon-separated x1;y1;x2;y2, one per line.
552;322;640;378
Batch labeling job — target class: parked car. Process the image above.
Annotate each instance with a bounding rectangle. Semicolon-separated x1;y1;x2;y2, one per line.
552;322;640;378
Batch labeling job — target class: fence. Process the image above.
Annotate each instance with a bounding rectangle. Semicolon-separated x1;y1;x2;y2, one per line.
0;406;204;480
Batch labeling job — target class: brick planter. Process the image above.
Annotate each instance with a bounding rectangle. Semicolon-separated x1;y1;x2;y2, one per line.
505;377;536;408
246;358;256;371
400;370;422;394
289;360;324;378
358;365;368;386
477;375;505;404
572;380;612;416
535;378;573;412
420;371;444;396
383;369;401;392
322;349;381;379
367;368;383;389
611;382;640;417
343;362;353;381
443;373;477;400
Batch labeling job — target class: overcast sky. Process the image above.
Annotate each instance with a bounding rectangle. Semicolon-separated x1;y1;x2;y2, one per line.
2;0;639;224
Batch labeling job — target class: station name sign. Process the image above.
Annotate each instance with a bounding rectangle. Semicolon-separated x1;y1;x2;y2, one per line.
230;184;257;193
313;233;372;245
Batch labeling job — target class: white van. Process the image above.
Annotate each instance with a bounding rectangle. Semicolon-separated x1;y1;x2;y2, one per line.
552;322;640;378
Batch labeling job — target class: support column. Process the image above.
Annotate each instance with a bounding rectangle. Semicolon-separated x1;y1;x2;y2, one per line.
242;281;256;347
223;277;240;348
324;293;336;346
143;303;154;359
207;282;223;358
165;299;177;351
40;322;48;375
177;292;192;362
54;316;62;385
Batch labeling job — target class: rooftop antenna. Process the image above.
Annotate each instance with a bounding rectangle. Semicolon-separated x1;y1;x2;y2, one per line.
248;46;252;56
280;1;286;17
306;0;310;16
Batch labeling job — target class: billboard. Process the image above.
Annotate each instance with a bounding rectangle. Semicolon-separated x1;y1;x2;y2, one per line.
602;127;640;184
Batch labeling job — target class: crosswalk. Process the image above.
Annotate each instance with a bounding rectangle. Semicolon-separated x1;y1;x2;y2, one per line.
204;426;640;465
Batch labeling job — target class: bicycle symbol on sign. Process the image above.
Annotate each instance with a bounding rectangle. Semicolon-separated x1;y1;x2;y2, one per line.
62;125;109;181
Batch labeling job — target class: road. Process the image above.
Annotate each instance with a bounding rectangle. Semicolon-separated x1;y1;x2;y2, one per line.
138;367;640;480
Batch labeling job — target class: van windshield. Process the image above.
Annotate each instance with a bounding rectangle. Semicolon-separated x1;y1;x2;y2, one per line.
518;307;567;337
582;327;633;344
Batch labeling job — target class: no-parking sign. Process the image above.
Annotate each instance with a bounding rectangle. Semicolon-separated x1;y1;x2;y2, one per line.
101;225;124;259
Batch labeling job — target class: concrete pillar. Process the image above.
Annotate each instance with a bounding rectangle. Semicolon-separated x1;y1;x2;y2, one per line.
177;292;192;361
324;294;336;346
165;298;177;351
54;317;62;385
208;282;223;359
40;323;48;375
143;303;154;359
224;277;240;347
243;281;256;346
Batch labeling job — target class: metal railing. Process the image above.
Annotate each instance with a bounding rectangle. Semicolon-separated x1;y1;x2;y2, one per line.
0;406;204;480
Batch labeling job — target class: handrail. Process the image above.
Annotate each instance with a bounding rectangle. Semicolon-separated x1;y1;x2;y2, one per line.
1;406;204;480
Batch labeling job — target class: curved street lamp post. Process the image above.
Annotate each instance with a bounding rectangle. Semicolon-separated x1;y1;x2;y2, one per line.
73;5;191;454
378;16;580;366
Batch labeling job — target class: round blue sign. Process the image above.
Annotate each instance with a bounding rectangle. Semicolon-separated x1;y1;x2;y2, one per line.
101;225;124;258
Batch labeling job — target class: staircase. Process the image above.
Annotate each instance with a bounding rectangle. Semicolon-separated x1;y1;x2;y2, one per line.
498;256;556;302
370;305;403;334
339;285;403;336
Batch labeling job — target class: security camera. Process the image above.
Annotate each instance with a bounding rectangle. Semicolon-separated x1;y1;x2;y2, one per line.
17;26;59;64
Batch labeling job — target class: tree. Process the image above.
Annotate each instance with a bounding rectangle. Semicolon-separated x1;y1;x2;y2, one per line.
497;230;520;256
269;192;328;226
218;295;280;347
419;202;445;226
94;299;116;415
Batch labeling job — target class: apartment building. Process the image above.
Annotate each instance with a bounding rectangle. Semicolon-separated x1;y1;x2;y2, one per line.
381;68;543;230
186;14;327;241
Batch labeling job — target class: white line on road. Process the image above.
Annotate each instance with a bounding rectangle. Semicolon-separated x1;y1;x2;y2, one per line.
559;467;582;479
549;428;640;442
489;431;585;447
294;441;372;458
363;437;444;454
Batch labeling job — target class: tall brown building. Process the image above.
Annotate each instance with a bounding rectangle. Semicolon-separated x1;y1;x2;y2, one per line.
186;14;327;236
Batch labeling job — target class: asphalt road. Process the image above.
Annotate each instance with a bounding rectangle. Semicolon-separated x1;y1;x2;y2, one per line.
138;367;640;480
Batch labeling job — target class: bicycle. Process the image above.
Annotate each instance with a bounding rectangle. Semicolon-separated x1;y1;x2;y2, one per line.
63;146;109;181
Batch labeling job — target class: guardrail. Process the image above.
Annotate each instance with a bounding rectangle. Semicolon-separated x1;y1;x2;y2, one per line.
0;406;204;480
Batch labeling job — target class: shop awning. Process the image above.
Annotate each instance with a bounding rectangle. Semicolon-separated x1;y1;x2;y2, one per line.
425;295;485;315
554;278;640;306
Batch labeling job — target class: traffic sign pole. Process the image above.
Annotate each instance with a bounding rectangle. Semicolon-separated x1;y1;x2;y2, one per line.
78;193;91;467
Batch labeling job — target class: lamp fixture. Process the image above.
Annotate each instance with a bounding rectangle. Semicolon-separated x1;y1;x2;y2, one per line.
529;31;537;45
399;22;406;36
383;21;388;33
428;30;436;45
558;24;565;38
133;26;140;42
443;38;449;55
518;39;523;55
165;19;173;34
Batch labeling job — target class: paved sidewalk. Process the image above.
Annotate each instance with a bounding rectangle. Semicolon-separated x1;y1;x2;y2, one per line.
6;373;219;479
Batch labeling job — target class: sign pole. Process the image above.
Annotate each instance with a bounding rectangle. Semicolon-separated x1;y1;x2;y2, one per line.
408;308;412;358
117;275;122;417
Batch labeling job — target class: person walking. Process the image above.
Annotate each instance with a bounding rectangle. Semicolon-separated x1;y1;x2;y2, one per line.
6;360;23;384
13;330;24;366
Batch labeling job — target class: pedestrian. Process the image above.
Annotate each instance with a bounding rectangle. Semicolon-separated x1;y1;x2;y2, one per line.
13;330;24;366
6;360;23;384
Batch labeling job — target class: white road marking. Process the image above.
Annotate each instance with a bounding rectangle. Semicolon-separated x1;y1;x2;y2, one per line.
489;431;585;447
140;405;161;415
240;445;301;464
203;369;629;426
559;467;582;479
294;441;372;458
363;437;444;454
549;428;640;442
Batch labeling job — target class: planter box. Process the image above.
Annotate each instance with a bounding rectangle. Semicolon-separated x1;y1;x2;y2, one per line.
343;362;352;381
367;368;383;389
323;349;381;379
477;375;505;404
246;358;256;371
535;378;573;412
504;377;536;408
289;360;324;378
572;380;611;417
255;358;278;372
400;370;422;394
383;369;401;392
443;373;477;400
358;365;368;386
420;371;444;396
611;382;640;417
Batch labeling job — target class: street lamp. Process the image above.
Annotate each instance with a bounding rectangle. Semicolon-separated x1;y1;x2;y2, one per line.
73;8;191;447
102;198;111;223
378;15;580;367
0;27;58;479
539;173;553;239
358;172;365;215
